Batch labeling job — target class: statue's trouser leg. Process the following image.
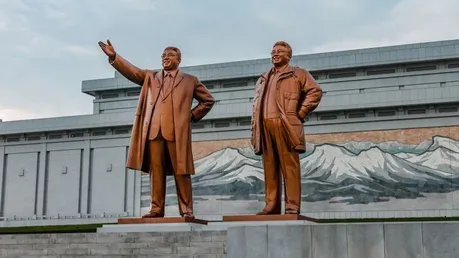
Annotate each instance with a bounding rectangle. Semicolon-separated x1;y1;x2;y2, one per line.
261;118;301;214
149;137;193;216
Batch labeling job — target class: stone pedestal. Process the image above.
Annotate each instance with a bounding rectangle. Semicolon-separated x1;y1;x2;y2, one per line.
227;225;311;258
95;220;459;257
98;219;315;233
100;216;209;233
117;216;208;225
227;222;459;258
223;214;318;222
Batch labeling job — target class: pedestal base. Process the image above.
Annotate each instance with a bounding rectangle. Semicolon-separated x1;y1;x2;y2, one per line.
222;214;319;223
117;217;208;225
98;214;319;233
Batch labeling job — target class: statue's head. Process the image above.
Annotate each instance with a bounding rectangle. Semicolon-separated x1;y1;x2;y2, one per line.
271;41;292;67
161;46;181;71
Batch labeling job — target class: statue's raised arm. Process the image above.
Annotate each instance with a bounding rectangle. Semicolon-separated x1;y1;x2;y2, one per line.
98;39;147;86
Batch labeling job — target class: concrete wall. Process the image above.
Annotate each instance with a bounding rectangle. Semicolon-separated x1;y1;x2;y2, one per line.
0;136;141;220
228;222;459;258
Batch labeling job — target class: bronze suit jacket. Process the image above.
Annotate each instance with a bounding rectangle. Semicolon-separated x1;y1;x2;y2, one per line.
110;55;215;175
250;65;322;155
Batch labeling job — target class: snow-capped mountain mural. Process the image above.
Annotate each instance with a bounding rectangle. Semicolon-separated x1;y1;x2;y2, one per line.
141;135;459;210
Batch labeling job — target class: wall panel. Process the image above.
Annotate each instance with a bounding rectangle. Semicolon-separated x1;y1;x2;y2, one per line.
3;152;39;217
45;149;82;216
90;147;127;214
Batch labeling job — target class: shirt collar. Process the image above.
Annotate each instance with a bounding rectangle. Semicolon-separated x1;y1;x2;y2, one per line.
163;69;179;78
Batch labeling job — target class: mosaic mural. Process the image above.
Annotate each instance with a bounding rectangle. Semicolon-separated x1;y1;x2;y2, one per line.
140;133;459;215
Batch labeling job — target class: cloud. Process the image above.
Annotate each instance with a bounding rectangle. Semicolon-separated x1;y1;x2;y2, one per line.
0;21;7;31
310;0;459;53
119;0;157;10
44;5;67;19
60;45;98;57
0;106;39;122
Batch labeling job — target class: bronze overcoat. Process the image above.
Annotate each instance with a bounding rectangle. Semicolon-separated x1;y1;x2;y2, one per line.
110;55;215;175
250;65;322;155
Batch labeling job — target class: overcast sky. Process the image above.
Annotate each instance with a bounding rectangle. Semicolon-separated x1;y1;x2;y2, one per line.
0;0;458;122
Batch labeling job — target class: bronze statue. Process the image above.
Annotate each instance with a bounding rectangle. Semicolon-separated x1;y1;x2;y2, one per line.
250;41;323;215
98;40;215;218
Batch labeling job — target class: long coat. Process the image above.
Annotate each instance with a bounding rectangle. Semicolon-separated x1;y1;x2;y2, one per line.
110;54;215;175
250;65;322;155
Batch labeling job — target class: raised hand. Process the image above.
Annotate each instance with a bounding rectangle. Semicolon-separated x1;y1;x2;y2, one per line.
98;40;116;58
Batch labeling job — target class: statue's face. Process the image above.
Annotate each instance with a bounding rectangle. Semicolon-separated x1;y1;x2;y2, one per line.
161;49;180;70
270;45;290;67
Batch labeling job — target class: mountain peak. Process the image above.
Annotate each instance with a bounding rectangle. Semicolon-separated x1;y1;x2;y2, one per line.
197;147;244;161
429;136;459;153
359;146;387;156
313;144;355;157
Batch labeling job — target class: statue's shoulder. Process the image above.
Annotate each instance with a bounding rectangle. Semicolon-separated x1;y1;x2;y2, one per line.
258;71;270;80
292;66;308;76
181;72;202;84
145;69;159;76
181;71;194;78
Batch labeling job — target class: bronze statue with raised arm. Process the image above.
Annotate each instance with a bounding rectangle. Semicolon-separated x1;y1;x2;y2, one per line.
251;41;323;215
98;40;215;218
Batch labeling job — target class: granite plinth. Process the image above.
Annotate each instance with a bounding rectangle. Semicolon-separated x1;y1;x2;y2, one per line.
94;221;459;258
99;218;316;233
222;214;319;222
117;216;208;225
98;223;198;233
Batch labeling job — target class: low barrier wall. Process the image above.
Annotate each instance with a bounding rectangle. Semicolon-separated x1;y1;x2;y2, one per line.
227;222;459;258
